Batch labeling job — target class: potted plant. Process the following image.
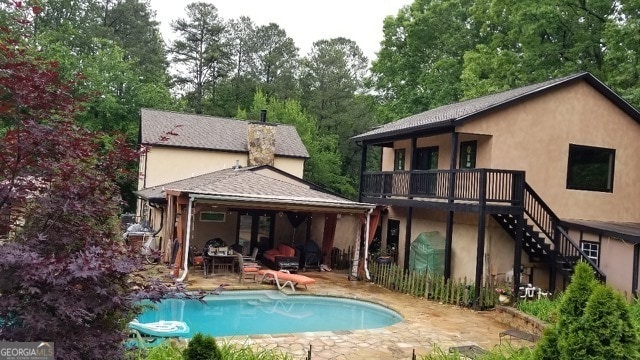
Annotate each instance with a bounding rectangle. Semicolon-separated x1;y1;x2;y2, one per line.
495;284;514;304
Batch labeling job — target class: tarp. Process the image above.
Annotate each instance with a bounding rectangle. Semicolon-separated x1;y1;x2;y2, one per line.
409;231;446;275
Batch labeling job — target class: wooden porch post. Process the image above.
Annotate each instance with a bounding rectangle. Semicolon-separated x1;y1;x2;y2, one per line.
444;131;458;280
172;196;189;278
473;170;487;309
408;137;416;198
404;207;413;271
513;214;523;299
358;143;368;203
633;243;639;298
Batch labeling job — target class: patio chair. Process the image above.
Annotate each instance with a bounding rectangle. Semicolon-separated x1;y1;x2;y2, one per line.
243;247;259;262
258;269;316;291
237;253;260;282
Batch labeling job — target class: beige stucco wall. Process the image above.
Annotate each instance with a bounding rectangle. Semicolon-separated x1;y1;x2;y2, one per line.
140;146;304;189
384;207;520;283
190;208;238;251
458;81;640;223
567;228;637;296
273;157;305;178
380;80;640;222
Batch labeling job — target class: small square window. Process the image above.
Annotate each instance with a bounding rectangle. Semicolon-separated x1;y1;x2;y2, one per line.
580;241;599;266
567;144;615;192
200;212;225;222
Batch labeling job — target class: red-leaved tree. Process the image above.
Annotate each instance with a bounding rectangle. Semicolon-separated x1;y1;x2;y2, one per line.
0;4;178;359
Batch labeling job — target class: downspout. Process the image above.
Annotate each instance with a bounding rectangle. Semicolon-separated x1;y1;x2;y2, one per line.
363;208;373;281
177;196;195;282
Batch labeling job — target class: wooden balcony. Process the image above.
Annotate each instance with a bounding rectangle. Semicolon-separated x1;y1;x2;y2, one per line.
360;169;525;214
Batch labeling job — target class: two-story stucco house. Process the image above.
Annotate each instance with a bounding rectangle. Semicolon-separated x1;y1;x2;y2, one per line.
353;72;640;298
136;109;373;279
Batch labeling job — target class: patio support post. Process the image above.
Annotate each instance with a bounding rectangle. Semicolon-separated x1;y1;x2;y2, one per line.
444;131;458;280
404;207;413;271
632;243;639;298
177;196;195;282
358;143;368;203
513;213;523;299
473;170;487;309
363;208;373;280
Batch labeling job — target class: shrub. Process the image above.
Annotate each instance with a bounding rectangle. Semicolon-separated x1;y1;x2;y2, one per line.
184;333;223;360
516;297;561;324
564;286;639;359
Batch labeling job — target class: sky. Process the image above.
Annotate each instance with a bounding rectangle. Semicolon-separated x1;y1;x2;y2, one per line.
148;0;414;63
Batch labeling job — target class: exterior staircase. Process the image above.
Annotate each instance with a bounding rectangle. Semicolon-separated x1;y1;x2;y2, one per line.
492;183;606;284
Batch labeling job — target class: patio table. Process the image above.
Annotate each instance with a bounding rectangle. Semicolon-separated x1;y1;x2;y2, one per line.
204;254;237;277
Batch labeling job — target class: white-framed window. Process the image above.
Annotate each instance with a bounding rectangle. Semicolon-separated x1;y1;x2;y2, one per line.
580;241;600;266
199;211;225;222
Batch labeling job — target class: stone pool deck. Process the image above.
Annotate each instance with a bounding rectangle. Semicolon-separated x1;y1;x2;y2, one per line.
151;265;512;359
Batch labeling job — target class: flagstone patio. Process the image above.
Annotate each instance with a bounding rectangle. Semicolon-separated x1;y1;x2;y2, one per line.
148;265;512;360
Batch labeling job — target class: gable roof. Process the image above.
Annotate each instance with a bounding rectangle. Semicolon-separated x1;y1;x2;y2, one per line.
136;166;374;211
140;108;309;158
353;72;640;143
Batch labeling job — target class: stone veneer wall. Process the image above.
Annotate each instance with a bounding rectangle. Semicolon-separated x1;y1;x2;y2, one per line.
494;305;549;335
247;122;276;166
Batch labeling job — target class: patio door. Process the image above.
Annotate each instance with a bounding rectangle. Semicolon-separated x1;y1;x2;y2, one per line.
237;211;274;257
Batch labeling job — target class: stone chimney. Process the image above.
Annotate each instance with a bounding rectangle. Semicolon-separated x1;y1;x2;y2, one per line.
247;110;276;166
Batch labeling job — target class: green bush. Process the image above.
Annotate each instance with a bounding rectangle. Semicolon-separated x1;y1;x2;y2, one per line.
565;286;639;359
184;333;223;360
144;342;183;360
516;297;561;324
217;341;294;360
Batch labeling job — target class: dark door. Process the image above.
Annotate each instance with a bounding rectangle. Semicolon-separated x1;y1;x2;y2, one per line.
413;146;439;195
415;146;439;170
237;211;275;257
386;219;400;260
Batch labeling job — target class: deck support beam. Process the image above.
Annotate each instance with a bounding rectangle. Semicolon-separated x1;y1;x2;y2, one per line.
633;243;639;298
404;207;413;271
444;131;458;280
513;214;523;299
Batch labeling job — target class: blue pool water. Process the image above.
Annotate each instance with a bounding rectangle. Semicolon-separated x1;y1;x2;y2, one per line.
136;290;403;337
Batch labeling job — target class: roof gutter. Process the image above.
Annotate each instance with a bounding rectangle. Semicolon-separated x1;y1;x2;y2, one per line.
184;193;375;211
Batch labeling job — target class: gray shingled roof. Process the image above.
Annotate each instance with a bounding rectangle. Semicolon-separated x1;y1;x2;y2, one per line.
353;72;640;142
136;166;374;210
140;108;309;158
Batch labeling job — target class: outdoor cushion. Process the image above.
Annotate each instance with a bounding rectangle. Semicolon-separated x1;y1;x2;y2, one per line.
258;269;315;291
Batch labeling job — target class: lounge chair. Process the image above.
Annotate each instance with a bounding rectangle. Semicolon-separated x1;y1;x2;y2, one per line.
258;269;316;291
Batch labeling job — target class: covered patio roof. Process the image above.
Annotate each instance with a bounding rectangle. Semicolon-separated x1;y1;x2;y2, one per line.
136;165;374;212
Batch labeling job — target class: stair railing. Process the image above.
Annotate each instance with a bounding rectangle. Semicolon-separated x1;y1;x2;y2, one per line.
556;227;606;282
523;183;606;282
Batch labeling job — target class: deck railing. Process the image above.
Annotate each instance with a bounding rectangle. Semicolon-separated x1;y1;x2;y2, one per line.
361;169;525;205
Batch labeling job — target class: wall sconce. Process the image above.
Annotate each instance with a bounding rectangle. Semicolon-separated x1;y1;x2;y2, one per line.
336;214;342;219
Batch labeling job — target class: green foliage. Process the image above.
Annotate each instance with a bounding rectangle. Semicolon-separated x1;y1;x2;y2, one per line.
530;262;640;360
216;341;294;360
183;333;223;360
141;342;184;360
516;296;561;324
565;286;640;359
170;2;230;114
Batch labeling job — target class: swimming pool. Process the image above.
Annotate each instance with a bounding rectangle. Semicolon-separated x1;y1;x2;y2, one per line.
136;290;403;337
